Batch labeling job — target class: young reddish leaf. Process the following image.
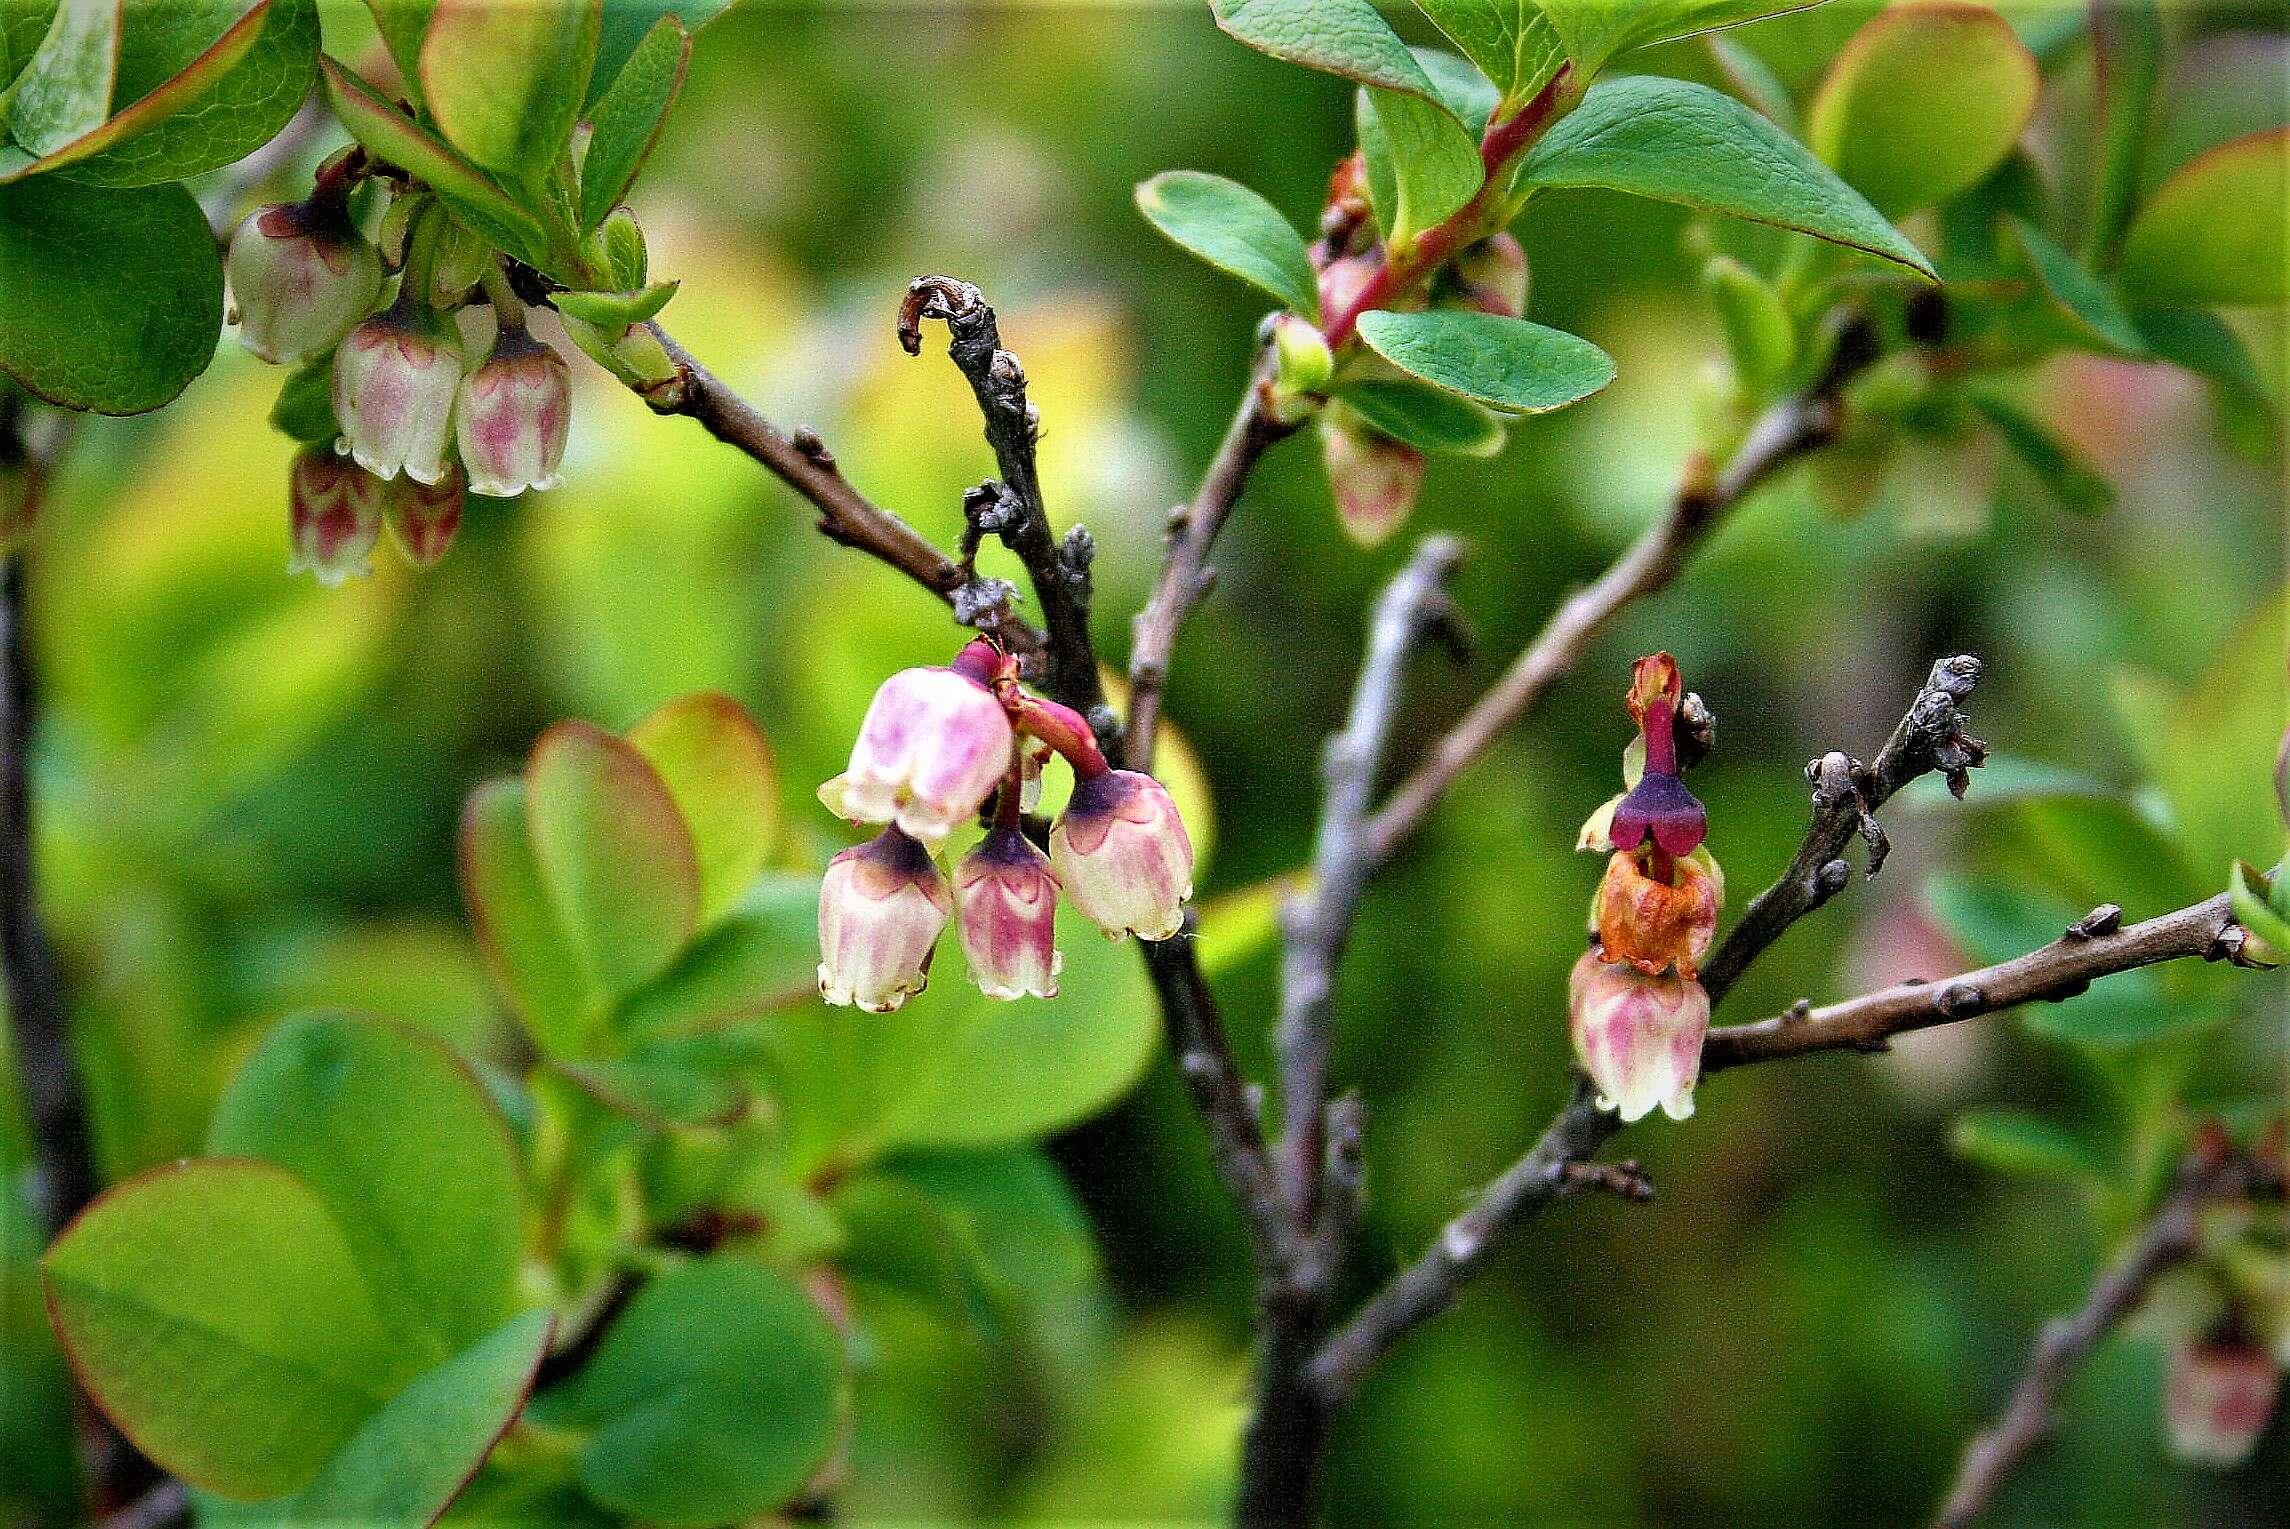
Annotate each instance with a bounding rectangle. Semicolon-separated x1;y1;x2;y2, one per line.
459;777;595;1056
1520;75;1937;278
43;1161;411;1501
419;0;599;187
206;1012;526;1361
1355;308;1614;415
577;12;687;230
626;692;779;926
2118;129;2290;308
524;720;700;1003
1135;170;1319;319
1807;0;2038;217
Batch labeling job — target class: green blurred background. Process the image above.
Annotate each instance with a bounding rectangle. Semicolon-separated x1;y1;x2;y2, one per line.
6;1;2287;1523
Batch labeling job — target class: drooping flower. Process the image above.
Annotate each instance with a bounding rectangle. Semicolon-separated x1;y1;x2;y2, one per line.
381;464;465;566
817;827;951;1012
1595;847;1722;980
2164;1331;2281;1468
228;190;383;366
333;296;463;485
287;446;385;586
1050;768;1194;942
954;826;1062;1000
1320;409;1425;547
1569;947;1710;1123
819;647;1016;846
454;325;572;497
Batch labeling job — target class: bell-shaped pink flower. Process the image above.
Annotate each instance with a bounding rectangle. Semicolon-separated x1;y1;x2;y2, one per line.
287;446;384;586
820;665;1015;846
1568;948;1710;1123
1050;769;1193;942
817;827;950;1012
333;296;463;485
1320;411;1424;548
382;464;465;566
954;827;1062;1000
228;195;383;365
2165;1333;2280;1467
454;325;572;497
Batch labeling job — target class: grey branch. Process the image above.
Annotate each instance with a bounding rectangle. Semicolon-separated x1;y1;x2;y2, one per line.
1932;1142;2285;1529
1699;653;1988;1005
898;277;1112;741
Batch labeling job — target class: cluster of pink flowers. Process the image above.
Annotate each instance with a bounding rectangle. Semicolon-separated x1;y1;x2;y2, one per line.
816;639;1194;1012
226;158;571;584
1567;654;1724;1123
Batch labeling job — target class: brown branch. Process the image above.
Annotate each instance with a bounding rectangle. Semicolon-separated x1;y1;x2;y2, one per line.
641;326;1046;658
1123;372;1297;771
1360;316;1877;865
1933;1142;2284;1528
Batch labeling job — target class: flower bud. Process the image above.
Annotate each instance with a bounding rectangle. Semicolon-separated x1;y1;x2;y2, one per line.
1265;313;1335;424
228;196;383;366
2164;1333;2280;1468
1319;254;1379;327
333;297;463;485
454;326;573;497
382;464;465;566
287;446;385;586
1568;948;1710;1123
1446;233;1529;319
1596;847;1721;980
817;827;951;1012
1050;769;1193;942
1320;410;1424;548
1609;770;1708;859
819;665;1015;846
954;827;1062;1000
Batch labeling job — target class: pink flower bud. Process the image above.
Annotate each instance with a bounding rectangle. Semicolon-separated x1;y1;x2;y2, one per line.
2164;1334;2280;1467
1050;769;1193;942
1320;411;1424;547
333;297;463;485
820;666;1016;846
817;827;951;1012
1446;233;1529;319
954;827;1063;1000
287;446;384;586
382;464;465;566
1568;949;1710;1123
454;327;572;497
228;197;383;365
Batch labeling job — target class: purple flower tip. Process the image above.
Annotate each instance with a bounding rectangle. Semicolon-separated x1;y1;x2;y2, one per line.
1609;771;1707;858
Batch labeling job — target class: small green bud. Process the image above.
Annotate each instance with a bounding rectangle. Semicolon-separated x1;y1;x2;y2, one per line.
1265;313;1334;424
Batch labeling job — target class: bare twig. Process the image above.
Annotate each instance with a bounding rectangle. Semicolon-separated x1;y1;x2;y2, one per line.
94;1479;187;1529
1933;1142;2284;1528
1361;327;1873;864
1123;373;1297;771
641;326;1046;658
898;277;1111;741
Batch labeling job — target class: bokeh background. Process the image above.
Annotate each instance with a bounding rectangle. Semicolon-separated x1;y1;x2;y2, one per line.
5;1;2287;1524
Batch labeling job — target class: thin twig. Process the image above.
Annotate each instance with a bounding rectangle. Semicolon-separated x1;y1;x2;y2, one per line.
641;326;1046;658
1933;1143;2284;1528
1361;319;1877;865
897;276;1111;741
1123;372;1296;771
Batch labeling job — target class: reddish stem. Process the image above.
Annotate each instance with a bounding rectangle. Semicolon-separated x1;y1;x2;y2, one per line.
950;636;1008;690
993;756;1026;830
1319;64;1573;349
1641;696;1678;777
1014;694;1110;780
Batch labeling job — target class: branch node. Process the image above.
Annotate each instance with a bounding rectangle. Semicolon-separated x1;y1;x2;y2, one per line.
1935;982;1985;1019
791;426;837;469
1812;858;1852;903
2067;904;2123;940
1439;1218;1482;1264
1557;1159;1656;1203
1782;998;1812;1023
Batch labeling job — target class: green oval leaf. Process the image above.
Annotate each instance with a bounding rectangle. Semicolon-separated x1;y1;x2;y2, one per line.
1537;0;1823;78
419;0;598;187
1208;0;1437;99
1358;84;1482;250
1948;1107;2102;1183
616;873;817;1042
1967;391;2114;518
576;12;686;230
2087;0;2162;260
1355;308;1614;414
1807;0;2038;217
1334;377;1506;456
2007;216;2148;357
4;0;118;158
625;692;778;926
206;1012;525;1361
460;778;594;1057
43;1161;412;1500
1520;74;1936;278
531;1258;843;1527
0;176;220;413
584;0;730;110
1135;170;1318;319
1414;1;1560;107
525;720;701;1003
202;1310;555;1529
2118;129;2290;309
